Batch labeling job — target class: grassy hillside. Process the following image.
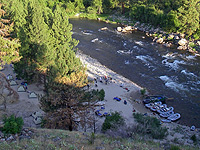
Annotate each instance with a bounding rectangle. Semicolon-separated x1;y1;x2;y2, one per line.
0;128;198;150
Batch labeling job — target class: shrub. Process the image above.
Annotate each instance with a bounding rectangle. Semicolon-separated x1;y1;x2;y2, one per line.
191;134;197;143
98;89;105;101
133;113;168;139
2;115;24;134
102;112;124;132
170;145;180;150
140;88;146;96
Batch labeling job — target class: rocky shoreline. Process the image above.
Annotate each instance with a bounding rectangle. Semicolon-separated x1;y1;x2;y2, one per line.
116;21;200;56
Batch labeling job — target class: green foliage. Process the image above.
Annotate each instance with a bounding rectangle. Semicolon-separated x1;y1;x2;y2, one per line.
191;134;197;143
170;145;181;150
98;89;105;101
140;88;146;95
102;112;124;132
88;132;95;144
0;3;21;69
133;113;168;139
2;115;24;134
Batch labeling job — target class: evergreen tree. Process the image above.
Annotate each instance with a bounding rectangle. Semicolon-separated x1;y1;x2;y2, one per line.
40;83;92;131
176;0;199;36
0;3;21;69
14;0;55;81
92;0;103;14
49;5;87;87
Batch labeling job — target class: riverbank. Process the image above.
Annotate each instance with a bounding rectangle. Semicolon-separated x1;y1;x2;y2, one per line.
76;50;200;146
72;13;200;56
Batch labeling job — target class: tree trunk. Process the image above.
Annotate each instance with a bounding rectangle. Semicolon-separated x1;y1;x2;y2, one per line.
122;2;125;14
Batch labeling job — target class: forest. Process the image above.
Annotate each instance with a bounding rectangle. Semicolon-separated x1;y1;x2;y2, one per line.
0;0;200;131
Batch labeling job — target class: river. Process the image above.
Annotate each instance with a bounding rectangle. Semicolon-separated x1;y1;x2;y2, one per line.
70;18;200;128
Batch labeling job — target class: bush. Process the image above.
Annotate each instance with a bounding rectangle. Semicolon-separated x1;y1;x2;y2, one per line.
2;115;24;134
170;145;180;150
133;113;168;139
102;112;124;132
191;134;197;143
140;88;146;95
98;89;105;101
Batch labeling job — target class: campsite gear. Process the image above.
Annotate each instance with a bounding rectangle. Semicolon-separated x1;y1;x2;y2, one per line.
28;92;37;98
114;97;121;101
17;85;26;92
7;74;13;80
9;80;17;86
124;100;127;105
31;111;43;119
33;117;42;125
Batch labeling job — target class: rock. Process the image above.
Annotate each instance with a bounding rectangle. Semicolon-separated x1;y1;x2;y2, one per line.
124;26;132;31
117;27;122;32
178;38;188;46
168;34;174;40
177;45;187;50
100;27;108;31
196;41;200;46
163;43;171;47
179;33;185;38
7;135;14;141
174;35;180;40
156;38;164;44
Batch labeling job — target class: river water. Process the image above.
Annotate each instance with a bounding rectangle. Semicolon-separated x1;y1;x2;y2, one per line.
70;18;200;127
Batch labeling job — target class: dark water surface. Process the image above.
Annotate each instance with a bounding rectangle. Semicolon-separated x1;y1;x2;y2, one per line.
70;18;200;127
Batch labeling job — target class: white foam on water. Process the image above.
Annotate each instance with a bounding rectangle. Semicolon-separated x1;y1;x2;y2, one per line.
136;55;153;63
159;76;188;92
96;49;101;51
134;41;143;46
133;46;140;50
91;38;98;43
125;60;130;65
181;70;196;77
81;30;93;35
117;50;133;55
162;59;186;70
185;55;196;60
136;55;155;69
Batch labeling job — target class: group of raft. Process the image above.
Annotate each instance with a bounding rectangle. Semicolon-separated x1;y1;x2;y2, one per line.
143;96;181;123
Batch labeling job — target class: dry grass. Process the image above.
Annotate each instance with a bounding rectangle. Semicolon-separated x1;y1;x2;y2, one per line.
0;128;198;150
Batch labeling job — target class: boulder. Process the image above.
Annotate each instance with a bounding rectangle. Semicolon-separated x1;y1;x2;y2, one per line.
178;38;188;46
177;45;187;50
124;26;132;31
196;41;200;46
168;34;174;40
174;35;180;40
117;27;122;32
156;38;164;44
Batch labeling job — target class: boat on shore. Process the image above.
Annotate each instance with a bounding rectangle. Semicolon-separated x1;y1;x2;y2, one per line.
160;111;174;118
157;106;174;114
167;113;181;121
143;95;167;104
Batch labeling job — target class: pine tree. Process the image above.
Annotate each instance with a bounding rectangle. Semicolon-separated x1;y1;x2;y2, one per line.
14;0;55;81
0;3;21;69
49;5;87;87
40;83;92;131
176;0;199;36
